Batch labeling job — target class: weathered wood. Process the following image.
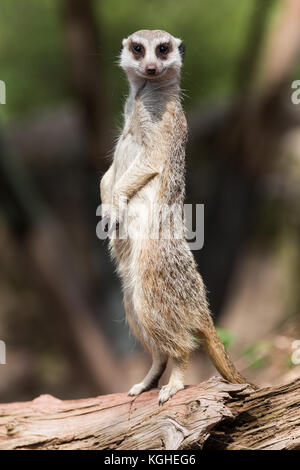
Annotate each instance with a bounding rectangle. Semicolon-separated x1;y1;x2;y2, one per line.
204;377;300;450
0;377;299;450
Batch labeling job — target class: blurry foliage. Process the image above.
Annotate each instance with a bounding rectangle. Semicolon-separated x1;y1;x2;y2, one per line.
193;327;235;351
0;0;260;123
0;0;67;122
216;327;235;351
285;353;295;368
242;339;273;370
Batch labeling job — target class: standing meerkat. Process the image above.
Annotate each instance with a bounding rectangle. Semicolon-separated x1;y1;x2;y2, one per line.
100;29;252;404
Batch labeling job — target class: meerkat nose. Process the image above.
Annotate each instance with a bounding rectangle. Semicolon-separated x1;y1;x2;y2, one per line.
146;64;157;75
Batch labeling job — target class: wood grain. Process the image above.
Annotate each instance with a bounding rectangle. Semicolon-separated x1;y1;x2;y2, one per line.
0;377;299;450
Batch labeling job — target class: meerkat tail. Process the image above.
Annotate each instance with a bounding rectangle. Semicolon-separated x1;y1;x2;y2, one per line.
198;326;257;388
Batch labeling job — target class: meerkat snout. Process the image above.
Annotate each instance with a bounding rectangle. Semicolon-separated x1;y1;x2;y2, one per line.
145;63;157;75
120;29;185;82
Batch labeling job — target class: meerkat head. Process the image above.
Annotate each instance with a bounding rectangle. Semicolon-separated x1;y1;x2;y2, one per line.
120;29;185;83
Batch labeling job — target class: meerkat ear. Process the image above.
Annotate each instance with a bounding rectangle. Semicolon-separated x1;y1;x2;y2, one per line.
178;41;186;61
120;38;128;53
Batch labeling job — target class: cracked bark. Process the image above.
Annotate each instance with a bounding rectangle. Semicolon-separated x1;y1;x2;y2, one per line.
0;376;299;450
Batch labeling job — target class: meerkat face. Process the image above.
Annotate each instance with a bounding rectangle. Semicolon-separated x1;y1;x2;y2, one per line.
120;29;185;82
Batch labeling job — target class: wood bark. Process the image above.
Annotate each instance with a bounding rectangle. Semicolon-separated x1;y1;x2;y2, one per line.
0;377;299;450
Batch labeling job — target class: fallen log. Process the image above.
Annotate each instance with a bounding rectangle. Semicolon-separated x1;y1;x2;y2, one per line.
0;376;299;450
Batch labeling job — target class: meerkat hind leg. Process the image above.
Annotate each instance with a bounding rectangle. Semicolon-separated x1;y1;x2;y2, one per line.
158;354;188;405
128;351;167;396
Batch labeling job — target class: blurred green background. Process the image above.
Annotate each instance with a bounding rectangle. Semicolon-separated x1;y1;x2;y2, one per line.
0;0;256;121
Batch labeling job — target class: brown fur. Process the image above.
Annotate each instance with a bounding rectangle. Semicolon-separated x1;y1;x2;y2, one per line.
100;30;254;403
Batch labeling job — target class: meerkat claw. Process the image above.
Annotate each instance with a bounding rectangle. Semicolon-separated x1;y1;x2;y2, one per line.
158;383;184;405
128;383;146;396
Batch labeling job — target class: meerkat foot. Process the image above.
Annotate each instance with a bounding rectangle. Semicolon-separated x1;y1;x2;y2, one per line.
128;382;154;396
158;382;184;405
128;351;167;397
158;354;188;405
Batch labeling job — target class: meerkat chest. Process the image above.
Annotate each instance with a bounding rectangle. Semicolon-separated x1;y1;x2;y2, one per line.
113;125;143;182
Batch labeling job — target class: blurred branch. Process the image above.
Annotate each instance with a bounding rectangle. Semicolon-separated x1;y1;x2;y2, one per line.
190;0;300;176
261;0;300;89
62;0;111;169
0;377;299;450
61;0;115;309
235;0;276;94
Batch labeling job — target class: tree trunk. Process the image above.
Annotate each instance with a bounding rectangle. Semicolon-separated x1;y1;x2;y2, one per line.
0;377;299;450
62;0;110;169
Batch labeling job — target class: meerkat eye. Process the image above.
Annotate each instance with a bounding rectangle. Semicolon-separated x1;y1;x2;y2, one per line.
156;43;171;59
131;43;144;54
159;44;169;54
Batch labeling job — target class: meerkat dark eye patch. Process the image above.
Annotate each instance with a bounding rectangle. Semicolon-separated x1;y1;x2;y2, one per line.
130;42;145;59
178;41;186;61
156;42;172;59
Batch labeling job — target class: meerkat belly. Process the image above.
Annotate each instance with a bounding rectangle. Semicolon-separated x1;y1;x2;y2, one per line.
110;133;144;260
111;131;159;263
124;238;206;357
114;136;161;239
127;179;160;240
111;179;160;283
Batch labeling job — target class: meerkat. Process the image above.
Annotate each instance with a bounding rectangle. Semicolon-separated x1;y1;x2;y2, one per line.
100;29;253;405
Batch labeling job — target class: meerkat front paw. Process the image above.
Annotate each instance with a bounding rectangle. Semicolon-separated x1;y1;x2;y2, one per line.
100;208;119;236
128;382;148;396
112;192;127;224
158;383;184;405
